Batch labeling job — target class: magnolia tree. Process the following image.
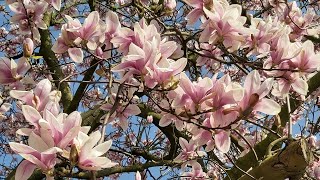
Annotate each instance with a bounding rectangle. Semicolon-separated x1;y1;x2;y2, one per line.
1;0;320;179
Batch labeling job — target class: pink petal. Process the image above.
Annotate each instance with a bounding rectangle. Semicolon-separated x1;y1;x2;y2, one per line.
63;111;82;133
16;128;33;136
92;140;112;157
10;90;33;105
52;38;68;54
15;160;36;180
9;142;37;155
179;137;189;150
82;131;101;154
159;114;173;127
22;105;42;127
292;78;308;95
68;48;83;63
51;0;61;11
105;11;120;33
136;171;141;180
34;79;52;103
244;70;260;95
254;98;281;115
124;104;141;116
17;57;31;75
214;130;230;153
58;126;81;148
171;58;187;75
28;132;50;152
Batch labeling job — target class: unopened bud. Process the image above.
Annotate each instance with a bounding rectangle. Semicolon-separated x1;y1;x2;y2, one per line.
164;0;176;10
274;115;281;127
23;38;34;57
147;115;153;123
69;144;79;166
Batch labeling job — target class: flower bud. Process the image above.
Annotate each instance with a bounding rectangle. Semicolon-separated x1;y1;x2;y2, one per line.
70;144;79;166
147;115;153;123
164;0;176;10
23;38;34;57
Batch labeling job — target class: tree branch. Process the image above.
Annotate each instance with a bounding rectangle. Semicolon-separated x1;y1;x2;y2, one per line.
239;139;313;180
39;13;73;110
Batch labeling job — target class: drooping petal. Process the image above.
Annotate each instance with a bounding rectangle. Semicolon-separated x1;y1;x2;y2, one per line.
9;142;37;154
68;48;83;63
15;160;36;180
10;90;34;105
92;140;112;157
292;78;308;95
214;130;230;153
254;98;281;115
244;70;260;95
82;131;101;153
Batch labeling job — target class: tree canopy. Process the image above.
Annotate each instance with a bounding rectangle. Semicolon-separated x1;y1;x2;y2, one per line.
1;0;320;179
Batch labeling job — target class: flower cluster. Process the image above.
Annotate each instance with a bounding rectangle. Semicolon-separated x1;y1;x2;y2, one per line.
9;79;117;179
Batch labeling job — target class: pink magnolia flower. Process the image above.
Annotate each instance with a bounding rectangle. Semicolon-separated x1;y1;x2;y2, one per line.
9;1;48;41
204;74;242;128
183;0;225;25
16;105;83;151
78;11;106;51
192;118;231;153
245;17;278;58
52;11;106;63
159;113;186;131
100;103;141;130
111;27;135;55
214;130;231;153
144;57;187;88
172;72;212;113
181;161;208;180
192;123;215;152
74;130;118;171
112;41;157;78
200;1;248;52
38;110;82;149
23;38;34;57
239;70;280;115
10;79;60;113
290;40;320;73
282;1;317;40
111;18;159;54
271;63;308;97
0;57;30;88
10;132;62;180
266;35;300;67
174;137;206;162
102;11;121;59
